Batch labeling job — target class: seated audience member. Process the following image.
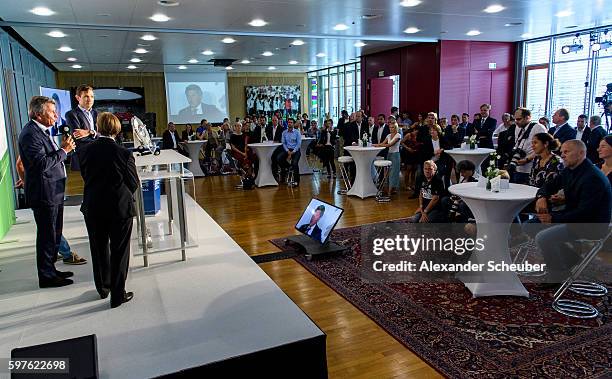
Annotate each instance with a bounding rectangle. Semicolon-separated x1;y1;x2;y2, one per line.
317;119;337;178
529;133;563;188
549;108;576;144
278;118;302;185
401;128;421;192
266;115;285;177
466;113;482;137
196;119;208;140
509;108;548;184
182;123;195;141
306;120;319;138
586;115;607;165
442;160;477;223
539;117;550;131
409;160;447;223
534;140;611;284
162;122;183;150
295;120;304;135
445;114;465;148
597;135;612;186
229;122;253;177
439;117;448;131
494;113;513;138
374;120;402;193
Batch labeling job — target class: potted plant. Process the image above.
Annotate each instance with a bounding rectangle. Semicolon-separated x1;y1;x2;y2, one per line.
468;135;477;149
361;133;369;147
485;152;501;191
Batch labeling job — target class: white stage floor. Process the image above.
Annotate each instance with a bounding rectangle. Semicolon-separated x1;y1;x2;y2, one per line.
0;196;324;378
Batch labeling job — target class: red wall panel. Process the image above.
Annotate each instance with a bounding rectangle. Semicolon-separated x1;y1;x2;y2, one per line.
439;40;470;118
468;71;492;115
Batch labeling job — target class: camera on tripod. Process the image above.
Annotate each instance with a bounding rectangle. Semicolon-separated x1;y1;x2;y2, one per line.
595;83;612;113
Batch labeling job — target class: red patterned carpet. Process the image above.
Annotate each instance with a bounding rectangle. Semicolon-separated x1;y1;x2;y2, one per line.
270;221;612;378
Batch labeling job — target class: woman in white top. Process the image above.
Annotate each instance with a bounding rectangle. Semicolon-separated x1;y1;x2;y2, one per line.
374;121;402;192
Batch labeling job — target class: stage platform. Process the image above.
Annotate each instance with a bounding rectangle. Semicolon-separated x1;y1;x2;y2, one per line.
0;195;326;378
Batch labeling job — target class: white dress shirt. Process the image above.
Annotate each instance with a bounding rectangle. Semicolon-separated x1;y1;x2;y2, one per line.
513;122;548;173
78;105;95;131
576;127;585;141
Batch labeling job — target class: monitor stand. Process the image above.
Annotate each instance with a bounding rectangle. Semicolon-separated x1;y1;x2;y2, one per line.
284;235;348;260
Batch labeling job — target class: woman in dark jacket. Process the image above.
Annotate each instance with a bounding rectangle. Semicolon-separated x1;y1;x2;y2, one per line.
424;125;453;189
316;119;337;178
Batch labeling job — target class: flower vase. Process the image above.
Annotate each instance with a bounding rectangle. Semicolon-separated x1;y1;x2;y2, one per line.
362;140;367;147
486;178;491;191
469;142;476;150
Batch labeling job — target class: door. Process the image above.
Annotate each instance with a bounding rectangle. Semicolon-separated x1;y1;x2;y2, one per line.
368;78;393;117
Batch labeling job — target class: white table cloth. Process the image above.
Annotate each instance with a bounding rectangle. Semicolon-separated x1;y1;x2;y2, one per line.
298;137;315;174
344;146;385;199
446;148;496;175
248;142;283;187
181;140;206;177
448;182;538;297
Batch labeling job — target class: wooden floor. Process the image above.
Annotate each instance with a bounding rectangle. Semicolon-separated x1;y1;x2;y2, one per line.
67;168;442;378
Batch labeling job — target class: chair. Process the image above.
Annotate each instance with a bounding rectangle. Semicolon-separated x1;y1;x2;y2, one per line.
374;160;392;203
286;166;298;187
552;228;612;319
337;156;353;194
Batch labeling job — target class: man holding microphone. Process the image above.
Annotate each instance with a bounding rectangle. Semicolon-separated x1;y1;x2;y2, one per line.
18;96;76;288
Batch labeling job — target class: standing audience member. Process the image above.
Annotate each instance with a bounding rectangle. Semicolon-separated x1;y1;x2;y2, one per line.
510;108;547;184
196;119;208;140
445;114;465;148
529;133;563;188
586;115;607;165
426;125;452;189
66;84;98;145
409;160;446;223
372;114;390;156
317;119;337;178
278;118;302;185
574;114;590;143
182;124;195;141
597;135;612;185
18;96;76;288
374;120;402;193
79;112;138;308
230;122;253;177
459;113;471;133
549;108;576;144
496;116;516;169
473;104;496;148
401;128;420;192
534;140;611;284
162;122;182;150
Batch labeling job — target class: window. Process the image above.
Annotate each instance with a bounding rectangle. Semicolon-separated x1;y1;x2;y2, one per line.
524;67;548;118
525;40;550;66
593;57;612;119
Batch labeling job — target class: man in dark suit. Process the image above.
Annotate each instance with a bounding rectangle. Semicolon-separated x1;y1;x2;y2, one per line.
265;116;285;178
65;85;97;170
372;114;391;157
79;112;139;308
473;104;496;148
550;108;576;144
177;84;225;123
586;115;607;165
18;96;76;288
342;113;361;181
575;114;591;144
496;122;516;169
162;122;182;150
534;139;611;284
298;204;326;242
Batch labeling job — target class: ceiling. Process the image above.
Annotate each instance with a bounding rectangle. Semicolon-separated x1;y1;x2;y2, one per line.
0;0;610;73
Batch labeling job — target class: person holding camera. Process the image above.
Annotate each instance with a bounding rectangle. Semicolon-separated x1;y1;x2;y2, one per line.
508;108;548;184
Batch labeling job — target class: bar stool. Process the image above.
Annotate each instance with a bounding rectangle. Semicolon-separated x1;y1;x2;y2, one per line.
286;166;298;187
374;159;392;202
337;156;353;194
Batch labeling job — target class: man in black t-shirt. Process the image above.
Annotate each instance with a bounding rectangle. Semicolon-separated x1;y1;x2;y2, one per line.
409;160;447;223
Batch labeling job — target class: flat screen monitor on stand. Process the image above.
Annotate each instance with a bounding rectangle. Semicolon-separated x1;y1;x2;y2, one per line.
284;198;347;259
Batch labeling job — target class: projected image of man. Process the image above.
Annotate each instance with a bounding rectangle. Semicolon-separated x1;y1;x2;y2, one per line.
299;205;325;242
177;84;225;123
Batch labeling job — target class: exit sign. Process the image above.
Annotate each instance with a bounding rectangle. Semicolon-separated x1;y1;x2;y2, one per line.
378;70;385;77
488;62;497;69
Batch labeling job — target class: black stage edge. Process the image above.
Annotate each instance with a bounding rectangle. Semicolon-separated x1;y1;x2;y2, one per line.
284;235;348;259
156;334;327;378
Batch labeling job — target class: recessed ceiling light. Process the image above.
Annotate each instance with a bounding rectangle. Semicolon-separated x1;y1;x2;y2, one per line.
97;35;109;38
262;51;274;56
158;0;180;6
141;34;157;41
556;9;574;18
47;30;66;38
96;13;111;17
400;0;421;7
354;41;366;47
403;27;420;34
71;64;82;69
249;19;267;27
188;59;199;63
483;4;505;13
222;37;236;43
521;33;532;38
67;57;77;62
202;50;214;55
291;39;305;46
178;65;187;70
127;65;137;69
133;48;149;54
316;52;326;58
466;30;482;36
130;58;142;63
289;60;298;64
150;13;170;22
58;46;74;52
268;66;277;70
240;59;251;64
225;66;234;70
333;23;349;31
30;7;55;16
504;22;523;27
361;14;381;20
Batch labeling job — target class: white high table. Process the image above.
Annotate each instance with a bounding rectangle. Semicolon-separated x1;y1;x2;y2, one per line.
181;140;206;177
248;142;283;187
344;145;385;199
446;147;495;174
298;137;315;174
448;182;538;297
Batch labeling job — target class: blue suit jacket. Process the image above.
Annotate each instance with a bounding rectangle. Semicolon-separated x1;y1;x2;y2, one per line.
18;120;67;208
65;107;98;145
551;123;576;144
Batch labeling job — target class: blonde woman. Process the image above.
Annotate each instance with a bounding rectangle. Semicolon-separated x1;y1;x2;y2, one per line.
374;121;402;193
